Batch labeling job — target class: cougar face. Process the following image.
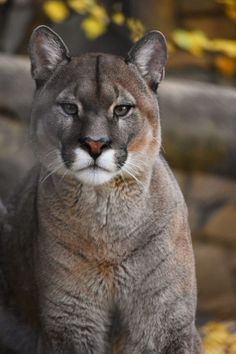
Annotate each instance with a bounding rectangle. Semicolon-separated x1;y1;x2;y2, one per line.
29;27;167;185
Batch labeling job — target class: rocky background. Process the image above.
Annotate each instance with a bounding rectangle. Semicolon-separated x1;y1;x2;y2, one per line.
0;54;236;323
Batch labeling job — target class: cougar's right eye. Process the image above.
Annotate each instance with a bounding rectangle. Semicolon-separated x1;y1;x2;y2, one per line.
60;103;78;116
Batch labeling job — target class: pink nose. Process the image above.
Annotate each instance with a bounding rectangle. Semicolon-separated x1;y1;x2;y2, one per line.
86;141;104;156
79;137;111;159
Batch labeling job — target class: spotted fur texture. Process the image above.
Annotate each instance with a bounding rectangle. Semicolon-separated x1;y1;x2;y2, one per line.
0;26;203;354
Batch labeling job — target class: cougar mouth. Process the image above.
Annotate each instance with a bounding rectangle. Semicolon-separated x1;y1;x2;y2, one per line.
75;164;111;173
68;147;119;185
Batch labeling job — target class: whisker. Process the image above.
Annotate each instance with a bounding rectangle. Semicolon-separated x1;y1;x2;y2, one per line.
119;169;128;187
40;163;65;184
122;166;145;189
126;161;144;172
46;160;61;169
152;136;159;142
160;143;166;154
131;151;149;160
58;168;69;185
45;149;58;157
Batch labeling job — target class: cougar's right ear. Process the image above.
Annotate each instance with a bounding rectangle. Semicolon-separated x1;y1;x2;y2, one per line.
29;25;70;87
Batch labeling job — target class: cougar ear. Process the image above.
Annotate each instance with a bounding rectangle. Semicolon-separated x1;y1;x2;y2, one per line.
126;31;167;91
29;25;70;87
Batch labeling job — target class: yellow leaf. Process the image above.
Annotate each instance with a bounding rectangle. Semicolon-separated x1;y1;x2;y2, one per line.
127;18;145;42
89;4;108;21
43;0;69;23
172;30;208;57
208;39;236;57
81;16;107;39
217;0;236;5
172;29;236;59
215;56;236;77
68;0;95;15
202;322;236;354
111;12;125;26
226;6;236;20
217;0;236;22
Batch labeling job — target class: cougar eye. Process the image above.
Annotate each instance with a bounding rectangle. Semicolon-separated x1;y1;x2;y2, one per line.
114;105;132;117
60;103;78;116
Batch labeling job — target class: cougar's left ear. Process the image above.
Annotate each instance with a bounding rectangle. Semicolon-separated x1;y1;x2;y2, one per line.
29;25;70;87
126;31;167;91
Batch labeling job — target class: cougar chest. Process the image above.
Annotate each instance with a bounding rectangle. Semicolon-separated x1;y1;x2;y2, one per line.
38;178;139;300
55;233;118;299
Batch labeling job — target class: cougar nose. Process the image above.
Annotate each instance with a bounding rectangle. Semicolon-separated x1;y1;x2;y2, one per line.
79;137;111;159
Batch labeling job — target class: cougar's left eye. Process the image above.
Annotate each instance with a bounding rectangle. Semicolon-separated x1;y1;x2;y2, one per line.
114;105;132;117
61;103;78;116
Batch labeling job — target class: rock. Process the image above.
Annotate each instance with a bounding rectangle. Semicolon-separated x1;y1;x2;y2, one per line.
194;242;236;318
0;0;33;54
159;80;236;178
188;203;202;233
181;173;236;232
0;54;34;122
0;199;7;221
203;202;236;248
0;114;34;201
172;169;188;193
188;173;236;205
173;171;236;233
0;115;31;166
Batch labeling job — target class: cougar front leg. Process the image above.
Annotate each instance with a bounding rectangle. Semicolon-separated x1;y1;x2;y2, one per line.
165;326;204;354
121;290;199;354
39;295;108;354
123;321;201;354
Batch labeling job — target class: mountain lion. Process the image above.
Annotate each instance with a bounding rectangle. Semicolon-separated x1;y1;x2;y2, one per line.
0;26;203;354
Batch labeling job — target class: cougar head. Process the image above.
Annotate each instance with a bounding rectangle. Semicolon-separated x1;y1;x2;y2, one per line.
29;26;167;186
